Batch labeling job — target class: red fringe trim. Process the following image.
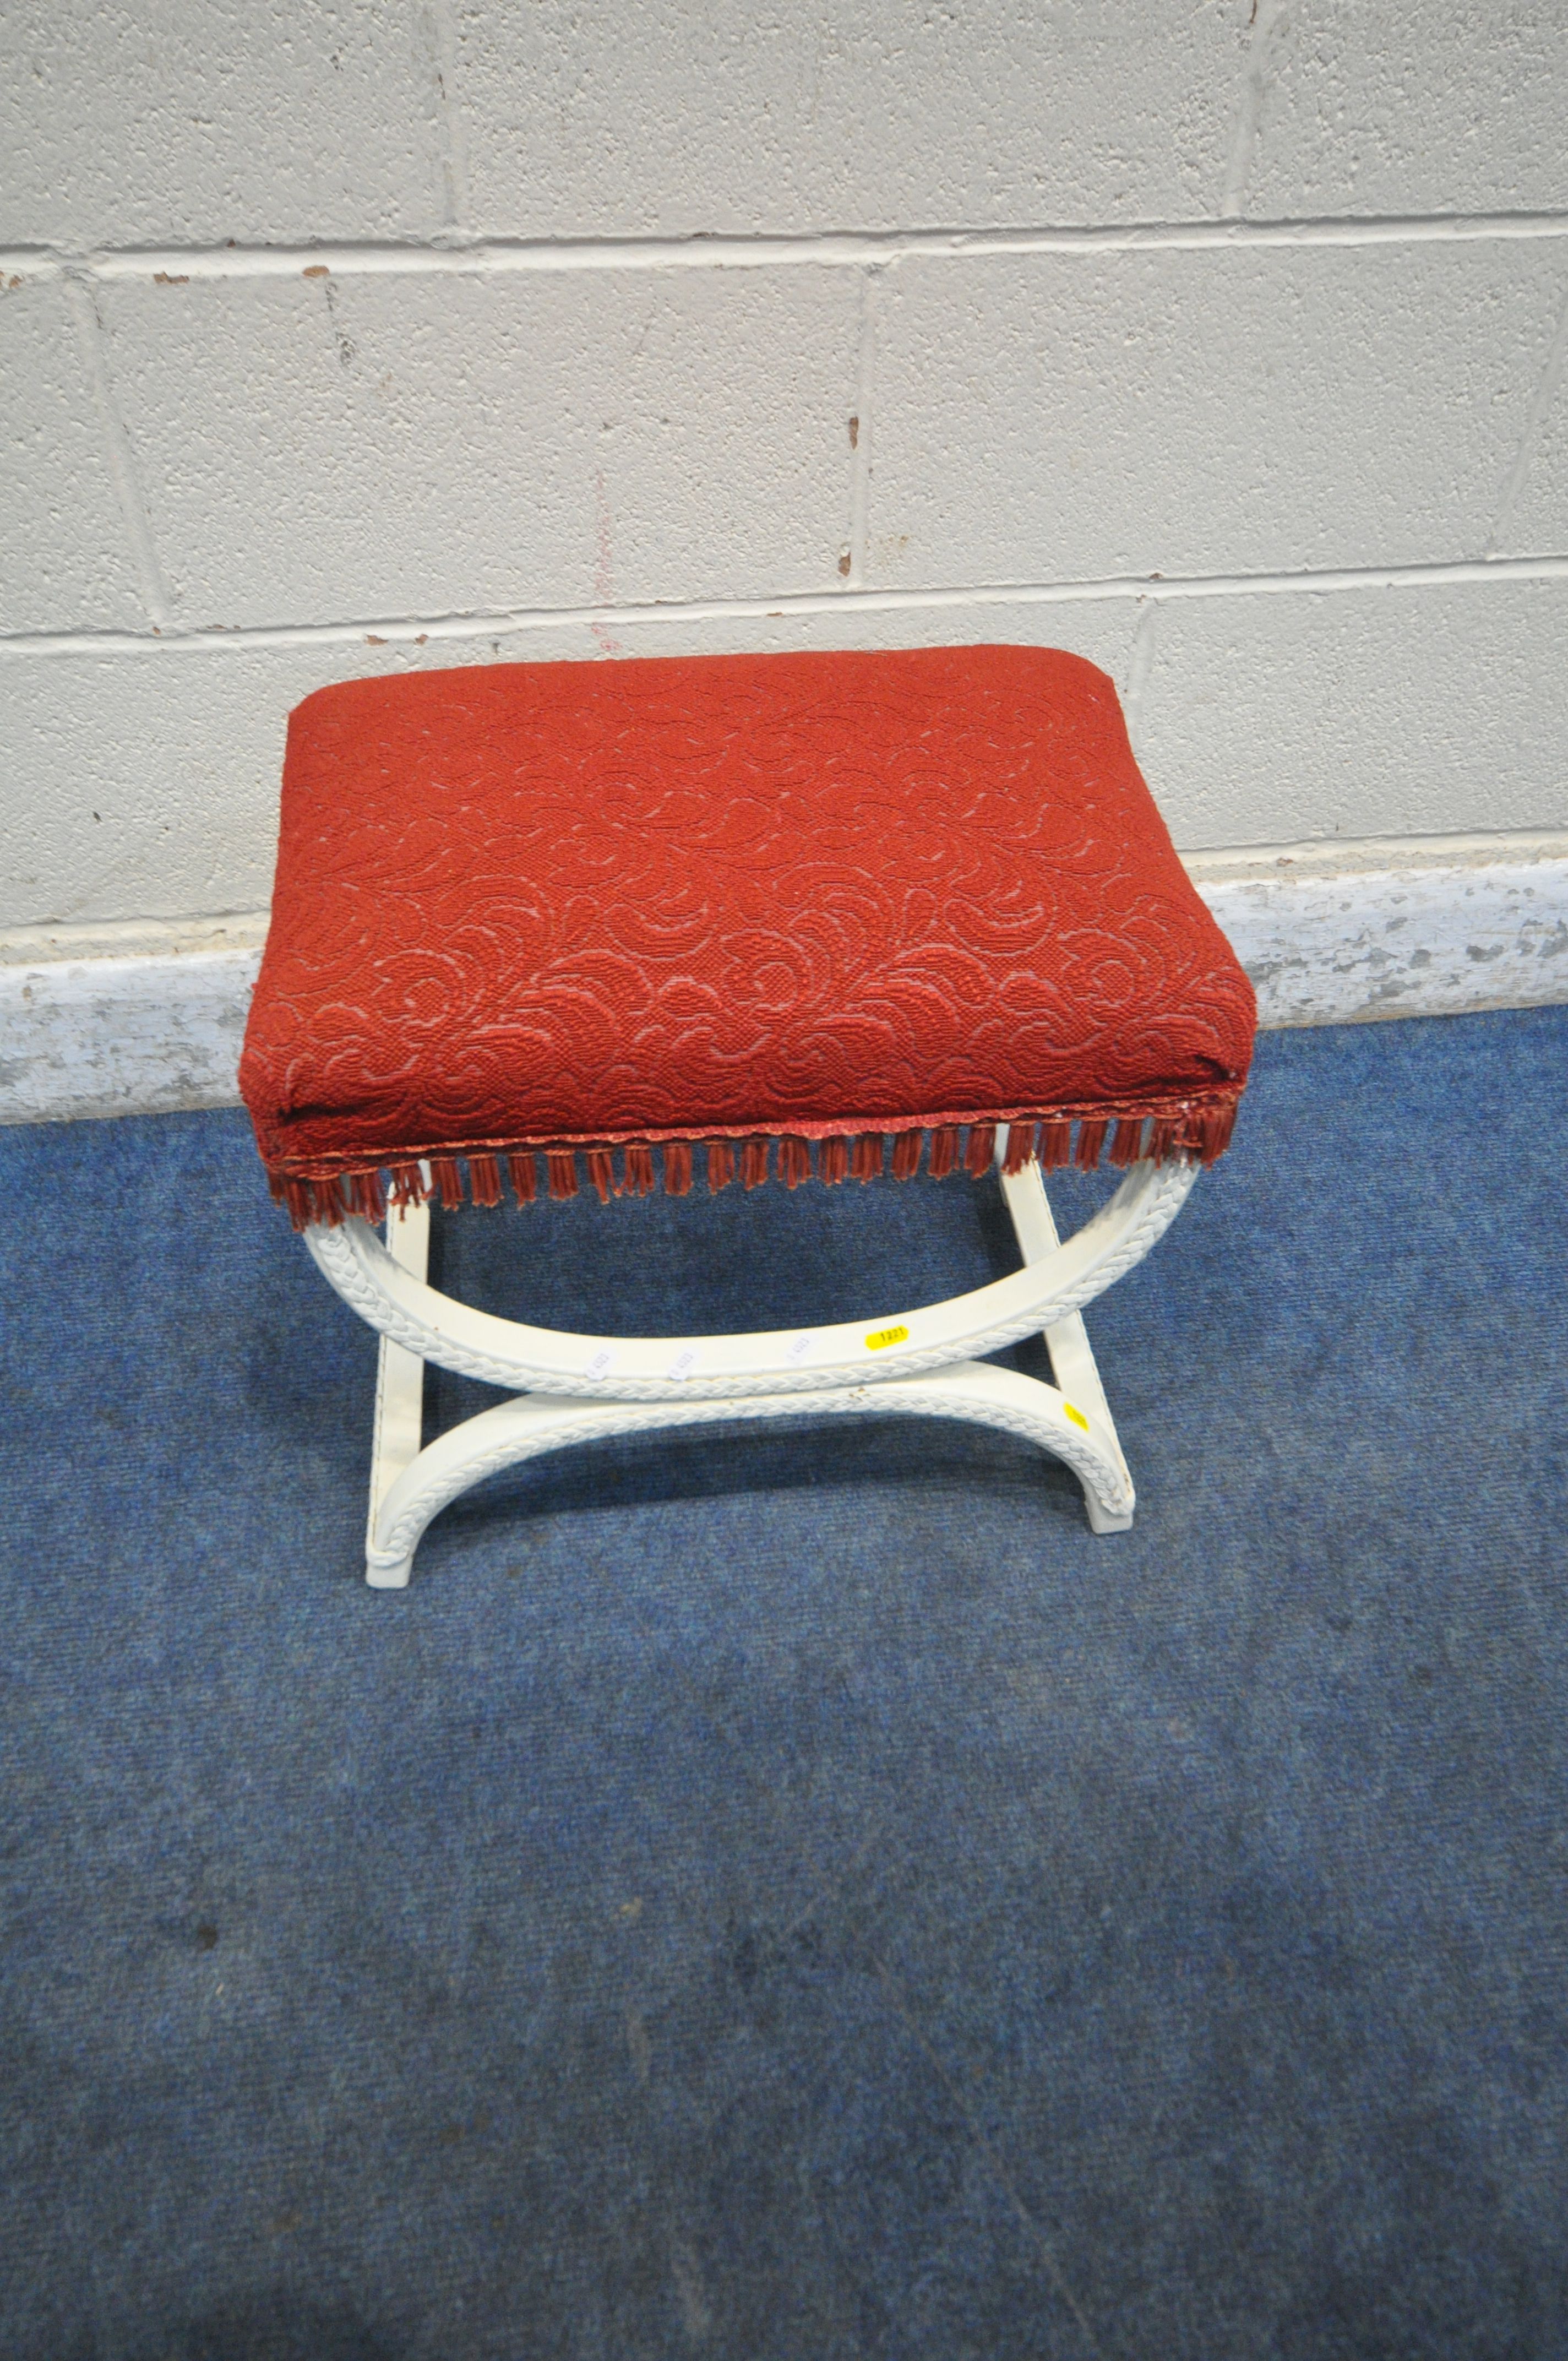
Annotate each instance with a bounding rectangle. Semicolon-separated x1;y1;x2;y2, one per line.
780;1136;812;1188
469;1154;502;1208
1038;1119;1074;1170
624;1142;656;1197
1001;1122;1035;1177
1109;1116;1146;1168
348;1168;385;1223
265;1092;1245;1228
283;1177;323;1227
1185;1098;1237;1161
1074;1119;1108;1172
965;1123;996;1178
663;1140;693;1196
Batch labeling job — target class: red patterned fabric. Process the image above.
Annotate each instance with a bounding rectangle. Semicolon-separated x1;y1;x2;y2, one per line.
241;645;1255;1221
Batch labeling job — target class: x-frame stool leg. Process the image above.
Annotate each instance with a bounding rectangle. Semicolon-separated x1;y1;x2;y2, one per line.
364;1194;431;1587
998;1154;1133;1534
347;1139;1170;1586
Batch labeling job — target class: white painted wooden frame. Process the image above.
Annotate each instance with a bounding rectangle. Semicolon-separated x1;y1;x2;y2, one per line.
305;1129;1199;1586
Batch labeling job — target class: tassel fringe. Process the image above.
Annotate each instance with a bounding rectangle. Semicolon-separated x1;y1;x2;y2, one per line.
624;1142;656;1197
965;1123;996;1178
1109;1116;1146;1168
1074;1119;1108;1172
663;1140;692;1196
348;1168;385;1223
852;1133;883;1184
1037;1118;1074;1169
780;1135;812;1188
268;1093;1244;1229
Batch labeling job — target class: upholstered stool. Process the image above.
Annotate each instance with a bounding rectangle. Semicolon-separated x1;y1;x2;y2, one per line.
242;645;1255;1586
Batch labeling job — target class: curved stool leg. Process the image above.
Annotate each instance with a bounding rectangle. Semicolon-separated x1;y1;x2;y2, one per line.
365;1361;1136;1586
306;1154;1197;1405
326;1154;1195;1585
366;1195;431;1587
999;1150;1133;1535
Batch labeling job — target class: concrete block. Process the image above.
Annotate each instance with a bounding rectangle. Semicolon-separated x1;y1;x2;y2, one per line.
1497;332;1568;555
0;0;443;247
516;595;1142;695
1;645;337;929
1244;1;1568;221
867;245;1568;587
0;277;144;631
0;599;1139;932
450;0;1249;238
98;268;862;625
1134;578;1568;848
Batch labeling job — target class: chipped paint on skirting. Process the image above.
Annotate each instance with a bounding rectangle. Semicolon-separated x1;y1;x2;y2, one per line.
1194;855;1568;1031
0;950;262;1125
1;850;1565;1127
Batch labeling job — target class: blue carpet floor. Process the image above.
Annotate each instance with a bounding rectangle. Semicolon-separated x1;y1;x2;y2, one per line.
2;1007;1567;2360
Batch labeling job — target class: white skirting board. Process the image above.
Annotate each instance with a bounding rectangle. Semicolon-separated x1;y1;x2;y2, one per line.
1;837;1565;1128
1191;835;1568;1031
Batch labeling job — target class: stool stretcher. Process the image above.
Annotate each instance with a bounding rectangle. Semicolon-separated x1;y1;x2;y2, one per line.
304;1138;1196;1586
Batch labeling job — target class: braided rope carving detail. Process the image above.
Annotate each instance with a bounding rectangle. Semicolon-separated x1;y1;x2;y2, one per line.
309;1158;1197;1406
370;1375;1131;1569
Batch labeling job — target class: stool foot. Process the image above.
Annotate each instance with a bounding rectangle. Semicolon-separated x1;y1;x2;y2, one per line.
366;1555;414;1590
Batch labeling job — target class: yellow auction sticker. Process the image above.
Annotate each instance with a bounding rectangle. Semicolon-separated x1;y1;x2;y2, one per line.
1063;1401;1090;1432
864;1323;910;1352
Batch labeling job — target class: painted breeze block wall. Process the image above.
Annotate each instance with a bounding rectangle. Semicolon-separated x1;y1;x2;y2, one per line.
2;0;1566;948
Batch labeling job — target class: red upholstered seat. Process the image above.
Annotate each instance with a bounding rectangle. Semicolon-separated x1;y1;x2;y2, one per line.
241;645;1255;1225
